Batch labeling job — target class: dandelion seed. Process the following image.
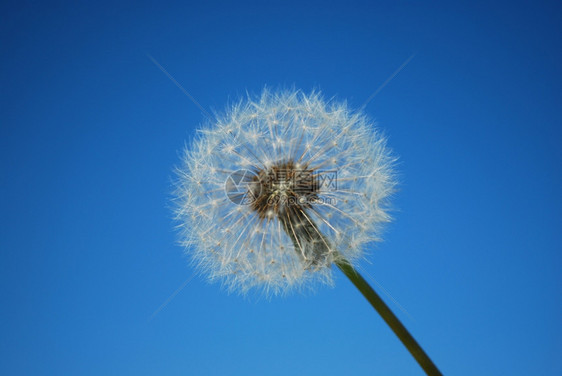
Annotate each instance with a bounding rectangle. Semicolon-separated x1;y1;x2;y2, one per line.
173;88;395;296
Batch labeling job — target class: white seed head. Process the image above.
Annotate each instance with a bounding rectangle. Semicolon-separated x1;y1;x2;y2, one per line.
173;89;396;296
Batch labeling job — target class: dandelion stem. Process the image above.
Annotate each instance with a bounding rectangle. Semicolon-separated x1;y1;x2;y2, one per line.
335;259;442;376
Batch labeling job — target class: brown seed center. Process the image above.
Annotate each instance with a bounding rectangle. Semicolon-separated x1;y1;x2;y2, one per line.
249;160;318;220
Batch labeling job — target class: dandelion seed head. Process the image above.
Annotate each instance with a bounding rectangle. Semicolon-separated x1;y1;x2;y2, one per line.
174;89;396;296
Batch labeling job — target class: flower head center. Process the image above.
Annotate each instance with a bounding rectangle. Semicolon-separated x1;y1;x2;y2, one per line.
249;160;317;219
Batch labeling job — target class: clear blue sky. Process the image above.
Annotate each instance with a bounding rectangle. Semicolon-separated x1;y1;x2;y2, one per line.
1;1;560;375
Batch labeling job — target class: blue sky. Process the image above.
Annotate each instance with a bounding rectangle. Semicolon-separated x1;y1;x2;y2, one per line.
1;1;560;375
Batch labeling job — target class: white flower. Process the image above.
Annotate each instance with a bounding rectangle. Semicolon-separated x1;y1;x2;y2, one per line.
174;89;396;296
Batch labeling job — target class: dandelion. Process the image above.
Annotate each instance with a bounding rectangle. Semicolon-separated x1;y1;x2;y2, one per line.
174;89;394;295
173;88;441;375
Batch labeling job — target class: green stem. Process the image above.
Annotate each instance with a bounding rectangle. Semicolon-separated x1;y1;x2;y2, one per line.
335;259;442;376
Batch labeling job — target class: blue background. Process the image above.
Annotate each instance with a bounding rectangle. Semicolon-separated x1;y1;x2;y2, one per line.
1;1;560;375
